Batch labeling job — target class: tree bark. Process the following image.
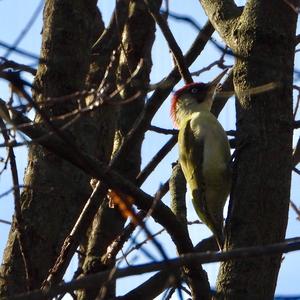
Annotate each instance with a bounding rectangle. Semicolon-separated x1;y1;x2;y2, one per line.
200;0;297;298
0;0;110;295
78;1;161;299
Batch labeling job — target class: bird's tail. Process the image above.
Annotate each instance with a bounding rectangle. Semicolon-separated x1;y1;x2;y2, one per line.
213;226;224;251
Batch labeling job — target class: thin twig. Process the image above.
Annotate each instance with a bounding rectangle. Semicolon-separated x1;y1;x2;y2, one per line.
92;0;130;53
117;228;165;262
293;167;300;175
290;200;300;220
0;152;9;175
3;0;43;59
117;236;218;300
0;219;11;225
0;185;27;199
293;85;300;118
102;180;170;266
0;57;37;75
163;287;176;300
136;135;177;186
191;51;231;77
161;9;201;31
144;0;193;84
293;137;300;166
149;125;178;135
42;182;109;289
0;40;39;60
0;118;33;290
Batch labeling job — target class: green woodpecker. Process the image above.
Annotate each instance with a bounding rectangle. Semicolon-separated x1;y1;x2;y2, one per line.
170;70;231;249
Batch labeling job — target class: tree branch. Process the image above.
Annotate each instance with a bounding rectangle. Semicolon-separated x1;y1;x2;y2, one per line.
102;180;170;267
9;237;300;300
0;119;33;290
148;125;178;135
293;136;300;166
42;182;109;289
92;0;130;53
144;0;193;84
0;58;37;75
211;68;234;117
199;0;241;49
136;135;177;186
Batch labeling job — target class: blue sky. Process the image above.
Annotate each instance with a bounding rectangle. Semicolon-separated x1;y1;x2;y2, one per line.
1;1;300;298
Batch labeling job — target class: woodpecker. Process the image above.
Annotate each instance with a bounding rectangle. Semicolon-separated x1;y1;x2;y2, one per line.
170;70;231;249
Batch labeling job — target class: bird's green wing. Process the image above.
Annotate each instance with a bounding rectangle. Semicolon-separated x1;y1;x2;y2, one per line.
178;118;208;218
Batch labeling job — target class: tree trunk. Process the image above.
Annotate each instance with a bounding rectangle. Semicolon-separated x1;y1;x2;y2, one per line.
197;1;298;298
78;1;161;299
0;0;115;295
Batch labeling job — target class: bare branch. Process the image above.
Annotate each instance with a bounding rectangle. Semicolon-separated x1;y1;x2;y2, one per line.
0;219;11;225
0;119;33;290
0;58;37;75
118;236;218;300
92;0;130;53
10;237;300;300
42;182;109;289
0;40;39;61
102;180;170;267
293;136;300;166
136;135;177;186
0;185;27;199
161;9;202;31
199;1;241;49
148;125;178;135
144;0;193;84
169;163;188;232
211;68;234;117
3;0;43;59
290;200;300;220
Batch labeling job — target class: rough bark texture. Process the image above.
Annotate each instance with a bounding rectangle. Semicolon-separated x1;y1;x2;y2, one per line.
170;162;188;236
78;1;161;299
76;1;119;287
200;0;297;298
0;0;114;296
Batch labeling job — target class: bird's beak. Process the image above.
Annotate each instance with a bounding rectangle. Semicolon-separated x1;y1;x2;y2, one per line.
208;69;228;93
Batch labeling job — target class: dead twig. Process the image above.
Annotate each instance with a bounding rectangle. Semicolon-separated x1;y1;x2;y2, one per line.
136;136;177;186
149;125;178;135
0;57;37;75
144;0;193;84
290;200;300;220
0;118;33;290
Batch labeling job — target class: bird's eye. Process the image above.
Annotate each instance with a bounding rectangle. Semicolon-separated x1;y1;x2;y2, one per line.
191;88;198;94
